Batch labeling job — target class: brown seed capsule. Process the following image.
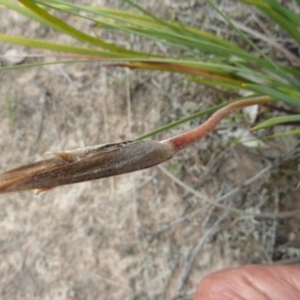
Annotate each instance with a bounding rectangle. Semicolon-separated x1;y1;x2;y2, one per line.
0;140;174;194
0;96;273;194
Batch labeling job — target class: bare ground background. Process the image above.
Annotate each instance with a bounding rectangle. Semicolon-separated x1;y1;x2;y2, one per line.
0;1;300;299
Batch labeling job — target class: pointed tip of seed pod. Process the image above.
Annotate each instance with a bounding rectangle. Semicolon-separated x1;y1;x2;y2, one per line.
35;187;54;195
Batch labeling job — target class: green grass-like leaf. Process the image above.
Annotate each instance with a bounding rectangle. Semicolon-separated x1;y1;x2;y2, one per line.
243;84;300;108
252;114;300;130
0;0;299;139
0;34;123;57
18;0;144;56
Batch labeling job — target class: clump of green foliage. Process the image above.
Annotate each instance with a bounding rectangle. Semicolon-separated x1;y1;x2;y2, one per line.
0;0;299;139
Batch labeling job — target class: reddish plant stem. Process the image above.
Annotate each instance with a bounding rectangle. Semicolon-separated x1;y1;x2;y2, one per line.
162;96;272;152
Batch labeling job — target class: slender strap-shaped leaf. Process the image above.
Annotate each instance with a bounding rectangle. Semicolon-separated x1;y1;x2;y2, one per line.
0;60;96;72
252;114;300;130
0;32;284;87
188;77;243;90
38;0;258;63
0;0;58;28
240;0;300;44
18;0;146;56
0;34;123;57
243;84;300;108
207;0;299;87
264;0;300;26
49;1;300;78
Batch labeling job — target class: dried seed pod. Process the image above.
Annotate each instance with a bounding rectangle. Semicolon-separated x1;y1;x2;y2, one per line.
0;96;273;194
0;140;174;194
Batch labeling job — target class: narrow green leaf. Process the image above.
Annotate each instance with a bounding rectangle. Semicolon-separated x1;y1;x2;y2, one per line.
0;59;95;72
240;0;300;44
208;0;298;85
0;0;56;28
42;0;255;62
243;84;300;108
18;0;145;56
0;34;122;57
264;0;300;26
252;114;300;130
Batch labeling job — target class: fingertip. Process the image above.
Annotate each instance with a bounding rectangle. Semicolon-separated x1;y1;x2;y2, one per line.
194;269;235;300
194;265;300;300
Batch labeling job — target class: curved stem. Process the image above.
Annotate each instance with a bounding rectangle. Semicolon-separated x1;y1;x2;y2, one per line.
161;96;273;152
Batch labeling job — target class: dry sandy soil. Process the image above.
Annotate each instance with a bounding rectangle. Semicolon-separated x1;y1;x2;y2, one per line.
0;1;300;299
